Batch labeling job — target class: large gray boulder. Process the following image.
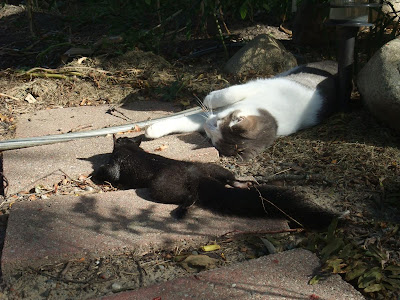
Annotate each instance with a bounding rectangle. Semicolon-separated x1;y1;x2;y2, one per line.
357;37;400;131
224;34;297;76
382;0;400;22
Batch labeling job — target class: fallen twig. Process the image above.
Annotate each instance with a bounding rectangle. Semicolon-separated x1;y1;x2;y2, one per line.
59;261;72;278
0;93;20;101
254;186;304;228
25;72;71;79
258;173;332;185
222;228;304;237
21;67;85;79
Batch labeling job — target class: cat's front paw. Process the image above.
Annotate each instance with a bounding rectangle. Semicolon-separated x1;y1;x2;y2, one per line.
145;123;165;139
203;91;220;110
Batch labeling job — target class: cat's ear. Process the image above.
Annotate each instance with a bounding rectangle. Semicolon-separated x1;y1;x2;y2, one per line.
229;116;245;128
231;116;262;139
133;135;144;146
230;116;253;136
113;134;117;145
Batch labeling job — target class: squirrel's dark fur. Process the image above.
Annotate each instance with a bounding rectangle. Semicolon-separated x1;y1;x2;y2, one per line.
93;135;340;229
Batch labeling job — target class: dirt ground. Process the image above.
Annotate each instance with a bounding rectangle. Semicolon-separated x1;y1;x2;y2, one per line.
0;3;399;300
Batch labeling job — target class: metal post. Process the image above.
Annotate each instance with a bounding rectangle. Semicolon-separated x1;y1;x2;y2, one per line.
336;26;358;111
0;152;4;197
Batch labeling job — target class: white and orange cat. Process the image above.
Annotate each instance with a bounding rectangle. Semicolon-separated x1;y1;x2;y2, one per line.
146;61;338;159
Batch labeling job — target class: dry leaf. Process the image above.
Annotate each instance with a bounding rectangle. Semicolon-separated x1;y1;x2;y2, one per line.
78;174;88;181
28;195;37;201
77;57;88;64
201;244;221;252
179;255;218;271
154;144;168;152
180;100;190;107
0;113;10;122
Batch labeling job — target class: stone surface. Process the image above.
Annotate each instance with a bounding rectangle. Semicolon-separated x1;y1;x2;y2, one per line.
372;0;400;23
4;102;218;194
98;249;365;300
224;34;297;75
357;37;400;132
1;190;288;277
382;0;400;22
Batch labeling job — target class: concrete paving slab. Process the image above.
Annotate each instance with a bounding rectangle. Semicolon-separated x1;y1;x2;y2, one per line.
98;248;364;300
4;102;217;194
2;190;289;277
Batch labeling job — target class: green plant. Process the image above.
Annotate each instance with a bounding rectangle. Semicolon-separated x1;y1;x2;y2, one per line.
155;76;187;102
307;220;400;298
366;2;400;58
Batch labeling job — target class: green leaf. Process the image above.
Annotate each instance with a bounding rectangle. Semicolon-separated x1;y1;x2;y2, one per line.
364;283;383;293
345;265;368;281
366;245;387;262
364;267;383;280
321;238;344;261
325;258;346;273
385;265;400;276
239;5;247;19
358;276;378;289
145;0;151;5
262;3;271;12
339;243;354;259
383;282;399;291
383;277;400;287
309;275;321;285
326;218;339;241
358;267;383;288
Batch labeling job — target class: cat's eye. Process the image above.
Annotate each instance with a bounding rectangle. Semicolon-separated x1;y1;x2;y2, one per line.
233;116;244;123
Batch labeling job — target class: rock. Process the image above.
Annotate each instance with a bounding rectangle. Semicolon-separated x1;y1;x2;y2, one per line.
24;93;37;104
357;37;400;132
111;282;123;293
371;0;400;23
84;186;94;192
382;0;400;22
61;48;94;64
224;34;297;76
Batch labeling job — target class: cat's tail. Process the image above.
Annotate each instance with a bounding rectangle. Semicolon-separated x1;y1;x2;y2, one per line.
198;181;345;229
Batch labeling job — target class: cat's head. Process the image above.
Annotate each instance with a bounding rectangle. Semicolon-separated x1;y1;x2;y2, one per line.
112;135;144;152
203;109;277;160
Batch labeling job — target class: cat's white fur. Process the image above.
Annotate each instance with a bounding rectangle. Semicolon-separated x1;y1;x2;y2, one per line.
145;77;324;143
